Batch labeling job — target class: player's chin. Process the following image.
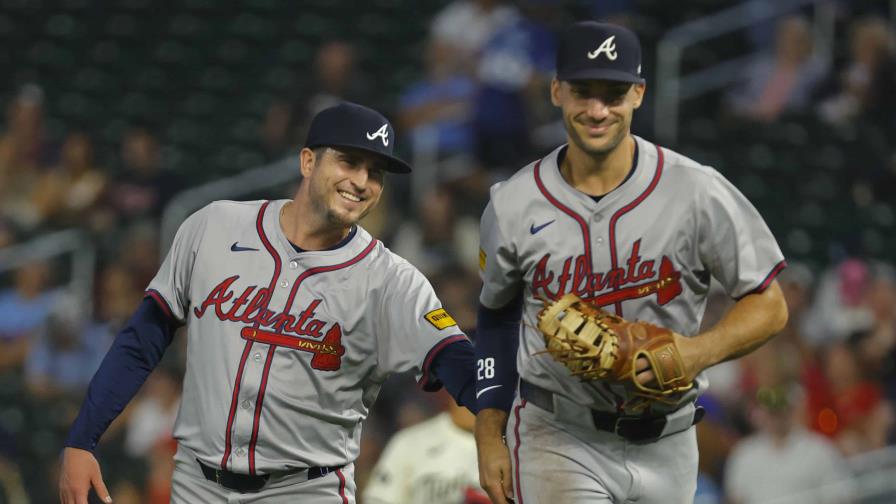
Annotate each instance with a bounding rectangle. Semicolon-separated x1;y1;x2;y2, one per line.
327;203;370;226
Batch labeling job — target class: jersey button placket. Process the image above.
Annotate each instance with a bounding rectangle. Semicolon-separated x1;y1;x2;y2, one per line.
592;214;605;247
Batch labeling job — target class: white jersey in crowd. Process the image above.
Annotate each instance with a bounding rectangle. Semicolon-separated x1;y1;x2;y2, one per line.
147;199;467;475
364;412;484;504
725;428;851;504
478;136;786;413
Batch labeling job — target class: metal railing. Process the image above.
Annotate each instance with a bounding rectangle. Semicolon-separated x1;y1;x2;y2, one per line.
159;154;299;253
0;229;97;314
654;0;836;145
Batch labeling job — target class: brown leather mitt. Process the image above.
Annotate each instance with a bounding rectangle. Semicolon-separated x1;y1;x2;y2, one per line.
537;293;693;402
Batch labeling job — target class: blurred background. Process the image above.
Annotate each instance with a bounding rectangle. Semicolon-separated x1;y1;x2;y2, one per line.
0;0;894;502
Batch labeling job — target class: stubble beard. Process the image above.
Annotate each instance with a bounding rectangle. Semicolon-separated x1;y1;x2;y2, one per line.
566;115;629;158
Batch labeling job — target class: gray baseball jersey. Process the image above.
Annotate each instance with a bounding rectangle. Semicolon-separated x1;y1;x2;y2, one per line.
478;136;786;413
147;198;466;476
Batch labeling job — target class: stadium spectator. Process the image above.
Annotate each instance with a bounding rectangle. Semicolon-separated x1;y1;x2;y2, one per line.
398;36;476;188
818;16;896;128
0;219;16;248
114;223;161;289
472;1;557;171
725;381;850;504
806;339;894;455
103;127;180;224
263;41;373;161
390;188;479;276
94;262;144;331
124;366;181;458
803;258;875;346
726;16;827;122
430;0;518;71
0;85;52;233
31;131;107;229
0;261;58;371
24;291;112;398
364;392;484;504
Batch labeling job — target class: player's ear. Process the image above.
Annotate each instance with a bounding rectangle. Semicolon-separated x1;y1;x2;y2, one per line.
632;83;646;109
299;147;315;177
550;78;562;107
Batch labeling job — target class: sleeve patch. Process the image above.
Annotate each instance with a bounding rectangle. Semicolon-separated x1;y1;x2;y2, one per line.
424;308;457;330
479;248;487;271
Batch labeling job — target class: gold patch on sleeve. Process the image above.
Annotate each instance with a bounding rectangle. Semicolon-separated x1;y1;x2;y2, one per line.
479;248;487;271
424;308;457;330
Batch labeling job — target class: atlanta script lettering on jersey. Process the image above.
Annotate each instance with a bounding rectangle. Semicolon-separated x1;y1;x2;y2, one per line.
193;275;345;370
531;239;683;307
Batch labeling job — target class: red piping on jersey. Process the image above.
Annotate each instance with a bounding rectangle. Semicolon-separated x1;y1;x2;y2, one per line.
735;260;787;300
247;236;378;474
608;145;665;316
221;200;282;471
418;334;468;390
533;160;593;286
144;288;180;325
513;399;527;504
337;468;349;504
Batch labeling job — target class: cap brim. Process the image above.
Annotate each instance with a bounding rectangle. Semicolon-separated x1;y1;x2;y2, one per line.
558;68;645;84
307;142;412;174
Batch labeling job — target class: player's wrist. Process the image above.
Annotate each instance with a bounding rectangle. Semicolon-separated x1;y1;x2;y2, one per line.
474;408;509;442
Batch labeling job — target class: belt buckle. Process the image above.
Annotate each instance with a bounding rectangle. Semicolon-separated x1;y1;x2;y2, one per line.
214;469;222;485
613;416;628;436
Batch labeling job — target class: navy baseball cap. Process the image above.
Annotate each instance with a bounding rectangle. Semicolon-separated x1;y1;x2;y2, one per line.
305;102;412;173
556;21;645;84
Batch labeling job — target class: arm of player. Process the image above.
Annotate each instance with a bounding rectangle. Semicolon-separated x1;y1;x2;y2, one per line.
637;280;788;386
474;294;522;504
428;339;477;412
59;297;177;504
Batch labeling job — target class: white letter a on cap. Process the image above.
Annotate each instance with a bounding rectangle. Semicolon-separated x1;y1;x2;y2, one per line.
587;35;618;61
366;123;389;146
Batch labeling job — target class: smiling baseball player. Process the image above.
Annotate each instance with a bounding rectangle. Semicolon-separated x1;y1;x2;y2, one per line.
58;102;477;503
473;22;789;504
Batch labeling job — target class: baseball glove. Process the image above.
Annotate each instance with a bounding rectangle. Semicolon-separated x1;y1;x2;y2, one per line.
536;293;693;402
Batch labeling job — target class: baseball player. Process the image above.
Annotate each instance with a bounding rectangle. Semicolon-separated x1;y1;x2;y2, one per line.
58;102;478;504
363;393;489;504
473;22;789;504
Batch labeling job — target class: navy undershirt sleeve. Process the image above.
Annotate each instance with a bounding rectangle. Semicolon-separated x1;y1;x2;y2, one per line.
474;292;523;412
429;339;478;414
64;297;177;451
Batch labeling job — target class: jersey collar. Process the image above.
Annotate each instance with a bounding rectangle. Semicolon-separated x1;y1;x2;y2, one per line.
265;199;374;262
539;135;656;214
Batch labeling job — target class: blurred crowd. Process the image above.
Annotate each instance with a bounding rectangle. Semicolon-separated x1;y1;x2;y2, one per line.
0;0;895;503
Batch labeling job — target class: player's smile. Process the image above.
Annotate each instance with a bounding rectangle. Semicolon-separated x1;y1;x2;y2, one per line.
337;189;363;203
578;118;615;136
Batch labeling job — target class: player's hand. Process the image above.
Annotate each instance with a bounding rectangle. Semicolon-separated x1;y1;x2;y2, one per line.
59;447;112;504
475;409;514;504
634;332;701;387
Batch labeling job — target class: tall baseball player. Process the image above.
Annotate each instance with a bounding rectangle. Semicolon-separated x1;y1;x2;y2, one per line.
474;22;789;504
58;102;478;504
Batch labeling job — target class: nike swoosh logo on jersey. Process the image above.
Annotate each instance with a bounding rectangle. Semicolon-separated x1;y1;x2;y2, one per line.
530;220;555;234
476;385;503;399
230;242;259;252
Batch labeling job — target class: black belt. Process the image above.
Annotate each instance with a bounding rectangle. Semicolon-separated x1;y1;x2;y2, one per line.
197;459;342;493
519;380;703;442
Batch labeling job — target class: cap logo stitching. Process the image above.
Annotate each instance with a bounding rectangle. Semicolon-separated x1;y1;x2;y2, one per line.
366;123;390;146
587;35;618;61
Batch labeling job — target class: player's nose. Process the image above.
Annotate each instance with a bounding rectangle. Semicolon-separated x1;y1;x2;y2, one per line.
584;98;611;120
347;165;373;192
